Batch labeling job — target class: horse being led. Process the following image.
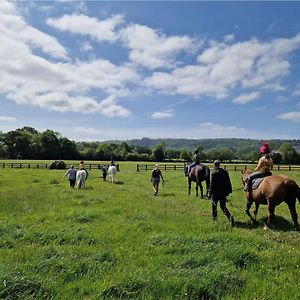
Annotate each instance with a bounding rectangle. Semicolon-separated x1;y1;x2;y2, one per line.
108;165;117;183
185;164;210;198
241;169;300;230
76;169;87;189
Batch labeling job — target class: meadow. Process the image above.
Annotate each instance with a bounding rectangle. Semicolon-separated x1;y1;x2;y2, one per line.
0;161;299;299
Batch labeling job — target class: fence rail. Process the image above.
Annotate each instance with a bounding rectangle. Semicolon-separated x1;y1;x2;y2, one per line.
0;162;119;171
136;163;300;172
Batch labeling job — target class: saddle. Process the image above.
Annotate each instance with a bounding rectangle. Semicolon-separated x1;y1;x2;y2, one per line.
250;177;265;190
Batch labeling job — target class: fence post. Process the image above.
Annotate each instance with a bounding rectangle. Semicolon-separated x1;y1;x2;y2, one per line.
164;165;167;171
46;164;47;169
289;165;291;171
136;164;139;172
146;165;148;171
28;163;30;169
37;163;39;169
278;165;280;171
174;165;176;170
234;165;237;171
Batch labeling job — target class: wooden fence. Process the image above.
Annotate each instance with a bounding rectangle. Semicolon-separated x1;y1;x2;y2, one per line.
136;163;300;172
0;162;119;171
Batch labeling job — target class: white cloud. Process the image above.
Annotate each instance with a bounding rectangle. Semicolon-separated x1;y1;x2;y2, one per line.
151;109;175;119
120;24;197;69
0;1;139;118
71;121;264;141
0;116;16;122
277;111;300;123
145;35;300;100
80;41;93;52
224;34;235;43
233;92;260;104
292;83;300;96
0;1;68;60
47;13;124;43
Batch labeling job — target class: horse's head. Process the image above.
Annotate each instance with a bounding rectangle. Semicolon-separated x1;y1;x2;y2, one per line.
241;169;253;186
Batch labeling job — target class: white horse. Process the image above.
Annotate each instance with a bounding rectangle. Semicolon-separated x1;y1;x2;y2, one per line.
76;170;87;189
108;165;117;183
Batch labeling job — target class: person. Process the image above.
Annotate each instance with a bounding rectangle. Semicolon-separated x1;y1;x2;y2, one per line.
64;165;77;188
79;160;89;180
185;149;201;176
245;141;273;197
102;165;107;181
110;158;115;166
151;164;165;196
208;160;235;226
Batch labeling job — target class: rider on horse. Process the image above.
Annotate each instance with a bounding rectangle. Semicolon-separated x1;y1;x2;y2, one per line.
185;149;201;176
245;141;273;197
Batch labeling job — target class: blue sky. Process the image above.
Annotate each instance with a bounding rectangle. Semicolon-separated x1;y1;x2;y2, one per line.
1;1;300;141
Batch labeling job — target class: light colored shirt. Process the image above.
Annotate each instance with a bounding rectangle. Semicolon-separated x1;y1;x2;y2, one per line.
255;156;273;173
64;168;77;180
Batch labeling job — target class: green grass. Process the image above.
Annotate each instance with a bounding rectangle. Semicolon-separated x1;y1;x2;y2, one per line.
0;162;299;299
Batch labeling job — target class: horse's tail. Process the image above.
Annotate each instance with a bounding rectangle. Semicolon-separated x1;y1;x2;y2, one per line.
297;185;300;205
287;179;300;204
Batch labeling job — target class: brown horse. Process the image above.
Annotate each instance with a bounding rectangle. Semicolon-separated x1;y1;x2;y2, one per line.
241;169;300;230
185;164;210;198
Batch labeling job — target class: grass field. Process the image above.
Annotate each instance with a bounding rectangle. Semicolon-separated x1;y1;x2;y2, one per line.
0;162;299;299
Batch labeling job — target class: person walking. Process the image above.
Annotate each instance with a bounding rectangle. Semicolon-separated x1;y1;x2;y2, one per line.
151;164;165;196
64;165;77;188
208;160;235;226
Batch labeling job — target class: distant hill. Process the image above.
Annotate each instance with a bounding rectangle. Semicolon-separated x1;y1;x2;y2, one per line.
105;138;300;151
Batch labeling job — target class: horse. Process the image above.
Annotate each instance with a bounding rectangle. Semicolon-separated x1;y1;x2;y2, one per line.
241;169;300;230
76;169;87;189
108;165;117;183
185;164;210;198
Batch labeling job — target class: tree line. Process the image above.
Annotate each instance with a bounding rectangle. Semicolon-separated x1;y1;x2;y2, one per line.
0;127;300;164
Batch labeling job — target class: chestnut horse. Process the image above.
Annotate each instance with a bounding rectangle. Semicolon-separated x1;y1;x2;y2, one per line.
185;164;210;198
241;169;300;230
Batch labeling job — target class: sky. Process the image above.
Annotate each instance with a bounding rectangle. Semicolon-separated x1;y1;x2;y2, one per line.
1;0;300;141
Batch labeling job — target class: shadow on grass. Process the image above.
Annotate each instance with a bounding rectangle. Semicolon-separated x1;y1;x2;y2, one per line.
159;193;176;197
234;216;296;232
113;181;124;185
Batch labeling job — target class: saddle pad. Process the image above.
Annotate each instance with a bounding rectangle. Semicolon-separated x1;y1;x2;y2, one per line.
251;177;265;190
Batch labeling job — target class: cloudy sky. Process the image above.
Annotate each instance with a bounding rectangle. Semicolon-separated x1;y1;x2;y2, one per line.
1;0;300;141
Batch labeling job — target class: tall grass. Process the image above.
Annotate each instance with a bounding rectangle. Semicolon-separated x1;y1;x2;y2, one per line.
0;163;299;299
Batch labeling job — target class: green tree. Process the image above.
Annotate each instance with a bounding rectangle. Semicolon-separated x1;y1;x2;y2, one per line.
279;143;299;164
152;143;165;161
180;149;191;161
39;130;60;159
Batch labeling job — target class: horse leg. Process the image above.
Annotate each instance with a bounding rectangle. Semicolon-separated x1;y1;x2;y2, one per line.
253;202;260;223
199;182;204;199
188;179;191;195
287;201;299;231
245;198;256;223
266;204;275;228
195;182;198;197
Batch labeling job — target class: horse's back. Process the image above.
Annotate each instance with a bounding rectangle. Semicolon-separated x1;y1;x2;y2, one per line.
256;174;299;203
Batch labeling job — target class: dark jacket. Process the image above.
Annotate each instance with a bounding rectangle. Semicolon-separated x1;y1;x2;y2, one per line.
208;167;232;197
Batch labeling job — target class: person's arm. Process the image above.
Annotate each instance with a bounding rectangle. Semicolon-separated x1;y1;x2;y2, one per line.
208;172;214;198
270;158;274;170
226;171;232;194
160;171;164;182
64;170;69;177
255;157;263;172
